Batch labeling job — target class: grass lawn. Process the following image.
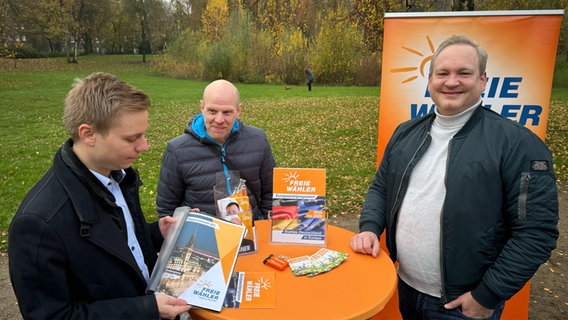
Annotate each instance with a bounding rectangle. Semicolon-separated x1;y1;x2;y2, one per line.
0;55;381;251
0;55;566;252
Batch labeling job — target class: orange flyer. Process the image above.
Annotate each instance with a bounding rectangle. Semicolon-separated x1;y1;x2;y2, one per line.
223;272;276;309
271;168;327;246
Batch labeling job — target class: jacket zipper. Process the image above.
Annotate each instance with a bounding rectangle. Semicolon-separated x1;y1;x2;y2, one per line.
440;139;451;305
220;146;233;195
391;131;430;246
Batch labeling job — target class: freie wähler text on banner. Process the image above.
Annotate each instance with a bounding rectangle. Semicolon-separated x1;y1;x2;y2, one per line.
377;10;564;165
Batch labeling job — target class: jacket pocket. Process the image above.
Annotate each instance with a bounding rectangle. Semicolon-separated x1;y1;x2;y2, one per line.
517;172;530;221
517;170;558;221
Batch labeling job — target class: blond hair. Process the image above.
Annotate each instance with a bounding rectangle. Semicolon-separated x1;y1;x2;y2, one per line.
429;35;488;76
62;72;150;140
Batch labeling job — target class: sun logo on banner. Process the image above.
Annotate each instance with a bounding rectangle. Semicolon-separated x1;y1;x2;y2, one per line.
390;35;436;84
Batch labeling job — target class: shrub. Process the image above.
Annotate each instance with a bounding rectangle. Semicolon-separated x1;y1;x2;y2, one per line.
277;28;309;85
151;30;203;79
355;52;382;86
310;7;364;85
553;57;568;88
249;30;278;84
202;41;231;80
221;10;254;82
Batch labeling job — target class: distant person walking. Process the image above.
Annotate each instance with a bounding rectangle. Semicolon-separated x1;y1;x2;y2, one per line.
305;67;315;91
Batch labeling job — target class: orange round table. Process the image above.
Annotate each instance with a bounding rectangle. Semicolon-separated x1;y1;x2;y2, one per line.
190;220;397;320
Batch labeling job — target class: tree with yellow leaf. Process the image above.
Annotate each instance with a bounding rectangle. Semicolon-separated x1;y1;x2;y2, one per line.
202;0;229;43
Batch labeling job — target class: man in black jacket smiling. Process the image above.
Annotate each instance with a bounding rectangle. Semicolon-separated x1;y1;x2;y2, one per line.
351;35;558;319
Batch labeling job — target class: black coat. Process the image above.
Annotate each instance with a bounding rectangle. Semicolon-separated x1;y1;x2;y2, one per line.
9;139;164;319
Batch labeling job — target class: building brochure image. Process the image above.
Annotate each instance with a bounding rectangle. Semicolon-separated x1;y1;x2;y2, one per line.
147;207;246;312
270;168;327;246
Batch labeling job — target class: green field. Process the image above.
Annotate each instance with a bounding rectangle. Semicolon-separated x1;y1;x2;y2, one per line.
1;55;566;251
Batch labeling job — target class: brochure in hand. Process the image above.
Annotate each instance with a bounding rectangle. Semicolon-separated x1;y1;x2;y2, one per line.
270;168;327;246
147;207;246;312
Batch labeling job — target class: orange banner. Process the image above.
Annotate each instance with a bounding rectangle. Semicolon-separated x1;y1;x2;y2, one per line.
377;10;564;165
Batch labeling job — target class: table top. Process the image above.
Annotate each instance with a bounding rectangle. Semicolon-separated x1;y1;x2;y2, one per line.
190;220;397;320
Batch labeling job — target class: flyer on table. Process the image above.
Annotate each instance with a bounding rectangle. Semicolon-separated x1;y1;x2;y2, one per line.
223;272;276;309
271;168;327;246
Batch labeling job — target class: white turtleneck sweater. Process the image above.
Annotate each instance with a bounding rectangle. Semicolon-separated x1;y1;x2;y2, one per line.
396;102;478;297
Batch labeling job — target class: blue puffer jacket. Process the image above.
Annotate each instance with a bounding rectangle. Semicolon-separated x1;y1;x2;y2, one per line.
359;105;559;309
156;113;276;219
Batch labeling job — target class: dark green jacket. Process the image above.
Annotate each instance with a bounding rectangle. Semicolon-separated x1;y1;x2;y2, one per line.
359;105;559;309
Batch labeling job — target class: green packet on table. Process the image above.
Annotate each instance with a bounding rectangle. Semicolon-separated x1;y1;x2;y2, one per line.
287;248;348;277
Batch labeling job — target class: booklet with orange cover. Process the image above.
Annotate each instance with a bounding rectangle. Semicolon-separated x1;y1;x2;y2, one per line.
147;207;246;312
270;168;327;246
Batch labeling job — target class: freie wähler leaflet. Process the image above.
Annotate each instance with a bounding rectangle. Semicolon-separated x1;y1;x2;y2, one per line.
223;271;276;309
270;168;327;246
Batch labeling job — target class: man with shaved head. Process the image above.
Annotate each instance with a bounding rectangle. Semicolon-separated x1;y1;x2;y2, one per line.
157;79;276;220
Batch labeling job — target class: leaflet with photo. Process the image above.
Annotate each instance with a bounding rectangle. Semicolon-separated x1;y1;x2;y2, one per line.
216;196;258;255
288;248;348;277
214;172;258;255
